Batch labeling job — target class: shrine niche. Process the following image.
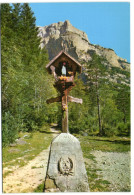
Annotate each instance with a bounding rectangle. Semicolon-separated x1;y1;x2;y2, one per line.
46;50;83;133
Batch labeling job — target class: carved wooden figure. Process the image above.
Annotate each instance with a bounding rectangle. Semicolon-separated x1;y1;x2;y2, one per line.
46;50;82;133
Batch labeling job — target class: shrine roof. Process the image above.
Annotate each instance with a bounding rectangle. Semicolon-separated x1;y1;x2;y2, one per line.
46;50;82;74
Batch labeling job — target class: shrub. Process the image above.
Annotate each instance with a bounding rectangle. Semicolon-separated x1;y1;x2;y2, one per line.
2;111;18;147
102;124;118;137
117;122;130;136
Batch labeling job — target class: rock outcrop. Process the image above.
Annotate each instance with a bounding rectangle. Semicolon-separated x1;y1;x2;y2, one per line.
38;20;129;71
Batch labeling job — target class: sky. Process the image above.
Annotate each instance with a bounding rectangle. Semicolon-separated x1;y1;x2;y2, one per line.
30;2;130;63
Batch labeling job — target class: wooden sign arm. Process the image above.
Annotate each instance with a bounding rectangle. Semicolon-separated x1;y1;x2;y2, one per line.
68;96;83;104
46;96;61;104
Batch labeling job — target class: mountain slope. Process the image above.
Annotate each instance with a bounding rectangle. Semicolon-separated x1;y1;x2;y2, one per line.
38;20;129;70
38;20;130;86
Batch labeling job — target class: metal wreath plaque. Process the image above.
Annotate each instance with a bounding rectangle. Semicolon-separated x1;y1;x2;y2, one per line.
58;157;73;175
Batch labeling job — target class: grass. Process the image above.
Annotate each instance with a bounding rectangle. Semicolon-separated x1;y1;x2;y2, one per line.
34;182;45;192
75;134;130;156
3;170;13;178
31;165;44;169
2;125;53;173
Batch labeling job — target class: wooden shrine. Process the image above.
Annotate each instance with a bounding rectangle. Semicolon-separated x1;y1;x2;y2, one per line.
46;50;83;133
45;51;89;192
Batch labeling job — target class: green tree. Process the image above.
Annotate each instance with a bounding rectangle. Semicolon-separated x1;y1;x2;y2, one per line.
11;3;22;35
114;84;130;136
1;3;24;146
1;3;59;146
115;84;130;124
19;3;40;66
85;53;108;135
100;85;123;136
68;75;92;134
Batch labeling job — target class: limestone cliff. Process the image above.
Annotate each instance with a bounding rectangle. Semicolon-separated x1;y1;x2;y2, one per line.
38;20;129;71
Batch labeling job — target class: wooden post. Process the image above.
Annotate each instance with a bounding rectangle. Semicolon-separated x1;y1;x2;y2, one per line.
46;93;83;133
62;88;69;133
46;85;83;133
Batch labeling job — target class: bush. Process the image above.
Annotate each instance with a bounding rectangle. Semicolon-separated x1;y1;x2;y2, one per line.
39;123;50;133
2;111;18;147
117;122;130;136
102;124;118;137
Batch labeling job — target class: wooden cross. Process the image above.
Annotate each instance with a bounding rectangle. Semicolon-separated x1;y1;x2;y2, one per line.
46;50;82;133
46;85;82;133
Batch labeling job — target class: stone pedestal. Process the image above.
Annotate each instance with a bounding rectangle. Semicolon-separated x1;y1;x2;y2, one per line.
44;133;89;192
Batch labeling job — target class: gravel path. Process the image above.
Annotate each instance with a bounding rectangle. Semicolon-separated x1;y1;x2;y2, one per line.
3;129;59;193
3;148;50;193
91;150;131;192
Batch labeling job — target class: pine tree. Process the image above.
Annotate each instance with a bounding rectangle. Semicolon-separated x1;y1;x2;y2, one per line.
1;4;13;37
1;3;24;146
85;52;130;136
115;84;130;124
85;52;108;135
68;75;92;134
19;3;40;66
99;84;123;136
2;3;58;146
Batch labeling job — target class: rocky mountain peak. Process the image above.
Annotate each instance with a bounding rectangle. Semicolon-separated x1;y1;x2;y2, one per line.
38;20;129;71
38;20;89;47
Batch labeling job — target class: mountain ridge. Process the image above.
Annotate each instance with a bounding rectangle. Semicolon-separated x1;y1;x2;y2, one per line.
38;20;129;72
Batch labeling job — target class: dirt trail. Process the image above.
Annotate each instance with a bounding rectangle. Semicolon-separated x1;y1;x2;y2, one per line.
3;128;59;193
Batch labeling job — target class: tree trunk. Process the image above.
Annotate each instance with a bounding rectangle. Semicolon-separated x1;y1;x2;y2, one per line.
97;93;102;135
96;82;102;135
123;108;126;124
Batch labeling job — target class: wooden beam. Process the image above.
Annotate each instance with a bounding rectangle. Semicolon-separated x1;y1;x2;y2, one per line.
46;96;61;104
68;96;83;104
62;90;69;133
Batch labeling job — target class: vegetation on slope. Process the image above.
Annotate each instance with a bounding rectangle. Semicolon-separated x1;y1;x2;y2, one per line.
1;3;58;146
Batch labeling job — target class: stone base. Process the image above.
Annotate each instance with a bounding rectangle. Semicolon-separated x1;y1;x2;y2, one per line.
44;133;89;192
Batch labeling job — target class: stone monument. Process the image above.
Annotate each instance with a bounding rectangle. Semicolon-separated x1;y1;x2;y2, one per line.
44;50;89;192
